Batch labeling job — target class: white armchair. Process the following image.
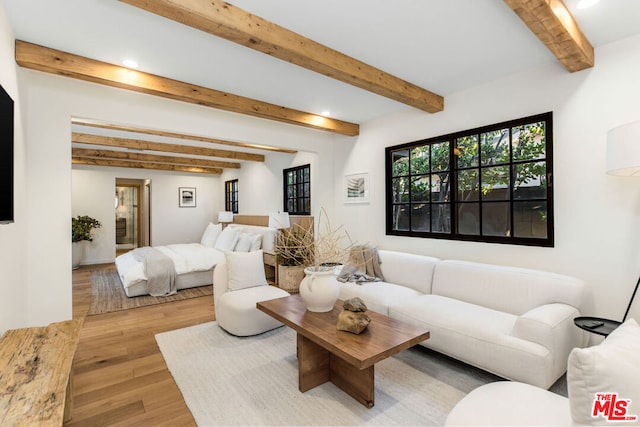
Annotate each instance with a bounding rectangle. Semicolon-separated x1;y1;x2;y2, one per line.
213;250;290;336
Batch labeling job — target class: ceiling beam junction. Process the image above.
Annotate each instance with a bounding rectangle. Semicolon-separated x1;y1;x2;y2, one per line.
72;147;241;169
72;132;265;162
71;118;297;154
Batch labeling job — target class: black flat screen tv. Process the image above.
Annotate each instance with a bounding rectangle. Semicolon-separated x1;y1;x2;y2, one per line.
0;84;14;224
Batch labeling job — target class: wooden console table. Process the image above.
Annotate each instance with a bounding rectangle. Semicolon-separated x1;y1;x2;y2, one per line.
0;319;83;425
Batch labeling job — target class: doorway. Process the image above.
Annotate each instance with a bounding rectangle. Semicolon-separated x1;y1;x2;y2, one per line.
115;178;151;256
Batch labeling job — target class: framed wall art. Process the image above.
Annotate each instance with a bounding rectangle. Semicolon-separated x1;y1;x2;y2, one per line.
179;187;196;208
344;172;369;204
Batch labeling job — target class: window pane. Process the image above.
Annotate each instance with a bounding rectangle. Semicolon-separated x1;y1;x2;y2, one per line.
303;198;311;214
514;201;547;238
482;202;511;236
392;204;410;231
391;149;409;177
481;128;509;165
410;204;430;232
457;203;480;235
392;177;409;203
411;175;430;202
410;146;429;175
431;173;450;202
304;182;310;195
457;169;479;201
431;204;451;233
481;166;510;200
287;185;296;198
287;172;294;185
455;135;478;168
304;167;310;181
514;162;547;200
431;141;450;172
287;199;295;212
513;121;545;161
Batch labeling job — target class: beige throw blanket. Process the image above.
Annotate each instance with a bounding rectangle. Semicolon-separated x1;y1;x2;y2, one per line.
131;247;177;297
337;245;384;283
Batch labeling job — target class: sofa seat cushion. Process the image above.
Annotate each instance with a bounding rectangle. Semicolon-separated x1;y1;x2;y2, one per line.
339;281;423;315
390;295;555;388
445;381;571;426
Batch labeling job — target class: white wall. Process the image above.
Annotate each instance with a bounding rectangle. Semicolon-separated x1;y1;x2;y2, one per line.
72;167;220;265
0;2;27;334
335;34;640;321
17;67;342;327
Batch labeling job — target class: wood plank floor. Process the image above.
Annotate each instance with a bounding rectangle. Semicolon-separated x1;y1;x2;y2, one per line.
67;264;214;426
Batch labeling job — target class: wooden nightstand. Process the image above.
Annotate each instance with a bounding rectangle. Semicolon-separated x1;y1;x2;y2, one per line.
263;252;277;286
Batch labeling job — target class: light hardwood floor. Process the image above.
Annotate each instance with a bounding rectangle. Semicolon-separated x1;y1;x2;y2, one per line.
67;264;214;426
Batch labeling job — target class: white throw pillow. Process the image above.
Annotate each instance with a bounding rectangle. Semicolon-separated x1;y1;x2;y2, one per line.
225;250;267;291
200;222;222;247
234;232;253;252
249;233;263;251
567;318;640;425
214;226;241;252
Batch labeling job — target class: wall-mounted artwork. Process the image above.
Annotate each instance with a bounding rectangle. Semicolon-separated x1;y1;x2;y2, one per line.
344;172;369;204
179;187;196;208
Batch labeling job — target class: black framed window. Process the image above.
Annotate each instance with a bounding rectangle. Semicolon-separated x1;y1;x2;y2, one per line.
386;112;553;247
225;179;238;213
283;164;310;215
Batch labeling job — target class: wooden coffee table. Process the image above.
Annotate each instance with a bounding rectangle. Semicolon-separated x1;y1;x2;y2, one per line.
257;294;430;408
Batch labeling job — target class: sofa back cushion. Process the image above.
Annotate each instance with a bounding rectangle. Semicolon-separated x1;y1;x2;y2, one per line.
431;260;586;315
378;250;440;294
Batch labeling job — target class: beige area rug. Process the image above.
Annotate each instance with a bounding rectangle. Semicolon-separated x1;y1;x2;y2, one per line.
88;270;213;315
157;321;567;426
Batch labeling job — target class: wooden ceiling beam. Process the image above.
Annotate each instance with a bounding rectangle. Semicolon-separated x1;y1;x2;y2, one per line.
504;0;594;72
72;132;265;162
72;157;221;174
16;40;359;136
72;147;241;169
71;118;297;154
118;0;444;113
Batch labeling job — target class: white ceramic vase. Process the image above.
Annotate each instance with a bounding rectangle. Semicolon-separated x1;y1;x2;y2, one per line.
299;267;340;312
72;241;83;270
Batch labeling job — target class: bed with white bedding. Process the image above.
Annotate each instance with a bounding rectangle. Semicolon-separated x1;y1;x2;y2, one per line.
115;223;277;297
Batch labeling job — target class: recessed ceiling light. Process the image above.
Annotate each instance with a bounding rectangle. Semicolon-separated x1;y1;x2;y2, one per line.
122;59;139;69
576;0;600;10
321;111;331;117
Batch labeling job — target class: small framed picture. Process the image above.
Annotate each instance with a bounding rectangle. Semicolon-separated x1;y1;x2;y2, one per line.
344;173;369;204
179;187;196;208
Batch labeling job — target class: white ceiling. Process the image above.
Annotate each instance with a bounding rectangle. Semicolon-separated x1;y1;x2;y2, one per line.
5;0;640;125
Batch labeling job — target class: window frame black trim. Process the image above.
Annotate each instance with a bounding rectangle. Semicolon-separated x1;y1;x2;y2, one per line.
283;164;311;216
224;179;238;214
385;112;554;247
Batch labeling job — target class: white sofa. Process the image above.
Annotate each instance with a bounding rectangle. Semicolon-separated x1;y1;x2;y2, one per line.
446;318;640;426
338;250;588;389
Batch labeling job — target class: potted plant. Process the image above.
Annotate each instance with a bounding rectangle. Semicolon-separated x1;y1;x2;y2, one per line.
72;215;102;269
274;209;353;310
274;223;312;292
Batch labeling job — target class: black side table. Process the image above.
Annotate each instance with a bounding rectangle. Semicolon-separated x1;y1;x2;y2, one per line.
574;316;622;337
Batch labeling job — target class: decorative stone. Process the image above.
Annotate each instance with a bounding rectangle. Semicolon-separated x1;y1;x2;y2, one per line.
343;297;368;312
337;309;371;334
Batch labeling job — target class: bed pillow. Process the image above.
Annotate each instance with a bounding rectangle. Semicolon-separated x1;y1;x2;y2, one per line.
225;250;267;291
214;226;241;252
234;232;263;252
200;222;222;247
567;318;640;425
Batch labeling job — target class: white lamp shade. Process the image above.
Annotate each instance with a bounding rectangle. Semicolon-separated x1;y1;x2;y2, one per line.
218;211;234;223
268;212;290;229
607;121;640;176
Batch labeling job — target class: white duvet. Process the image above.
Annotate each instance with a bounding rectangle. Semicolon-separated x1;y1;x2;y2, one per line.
115;243;225;289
